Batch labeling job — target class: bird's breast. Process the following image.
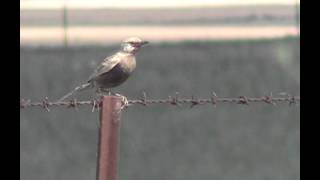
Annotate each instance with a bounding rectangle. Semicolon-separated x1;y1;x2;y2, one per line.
118;56;136;73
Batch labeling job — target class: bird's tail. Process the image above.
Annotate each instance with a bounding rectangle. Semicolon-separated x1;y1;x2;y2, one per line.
57;83;92;102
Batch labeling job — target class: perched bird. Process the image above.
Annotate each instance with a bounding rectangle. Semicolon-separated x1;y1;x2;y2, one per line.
57;37;148;102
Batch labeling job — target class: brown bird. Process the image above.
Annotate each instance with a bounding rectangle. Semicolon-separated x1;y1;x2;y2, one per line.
57;37;148;102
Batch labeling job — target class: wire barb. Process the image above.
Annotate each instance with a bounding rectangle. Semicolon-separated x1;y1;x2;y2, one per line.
168;92;181;106
237;96;249;105
67;98;78;110
210;92;218;107
263;95;273;105
140;92;148;106
190;95;205;108
289;95;298;106
41;97;50;112
20;99;31;108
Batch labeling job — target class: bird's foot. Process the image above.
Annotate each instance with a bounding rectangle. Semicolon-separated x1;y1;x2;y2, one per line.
115;93;130;110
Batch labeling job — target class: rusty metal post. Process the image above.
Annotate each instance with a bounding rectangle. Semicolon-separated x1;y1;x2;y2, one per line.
96;96;122;180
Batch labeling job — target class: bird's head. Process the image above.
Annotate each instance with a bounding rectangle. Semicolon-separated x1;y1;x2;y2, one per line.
121;37;149;54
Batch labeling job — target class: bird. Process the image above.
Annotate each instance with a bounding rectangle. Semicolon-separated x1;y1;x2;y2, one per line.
57;37;149;104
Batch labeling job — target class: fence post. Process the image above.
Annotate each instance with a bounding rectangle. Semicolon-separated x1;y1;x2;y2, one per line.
96;96;122;180
62;4;68;48
296;0;300;36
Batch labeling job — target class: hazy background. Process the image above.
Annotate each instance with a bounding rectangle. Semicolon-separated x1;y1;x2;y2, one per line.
20;0;300;180
20;0;300;46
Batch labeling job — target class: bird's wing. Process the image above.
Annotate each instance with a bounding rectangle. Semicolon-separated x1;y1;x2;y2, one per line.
87;53;122;82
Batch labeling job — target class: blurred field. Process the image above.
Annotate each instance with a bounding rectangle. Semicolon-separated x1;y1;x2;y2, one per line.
20;5;299;46
20;25;298;46
20;37;300;180
20;5;298;46
21;5;296;26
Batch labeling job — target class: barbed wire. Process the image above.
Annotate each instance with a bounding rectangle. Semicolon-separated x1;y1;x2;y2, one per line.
20;92;300;112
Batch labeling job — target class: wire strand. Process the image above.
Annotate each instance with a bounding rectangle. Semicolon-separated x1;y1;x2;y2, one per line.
20;92;300;111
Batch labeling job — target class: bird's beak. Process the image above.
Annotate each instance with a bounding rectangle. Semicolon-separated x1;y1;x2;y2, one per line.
141;41;149;45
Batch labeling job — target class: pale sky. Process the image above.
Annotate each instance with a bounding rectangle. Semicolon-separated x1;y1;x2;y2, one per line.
21;0;300;9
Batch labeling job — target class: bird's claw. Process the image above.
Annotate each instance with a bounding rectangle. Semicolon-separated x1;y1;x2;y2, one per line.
115;93;129;110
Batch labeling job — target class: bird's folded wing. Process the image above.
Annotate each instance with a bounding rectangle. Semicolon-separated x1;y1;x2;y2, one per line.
87;53;122;82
